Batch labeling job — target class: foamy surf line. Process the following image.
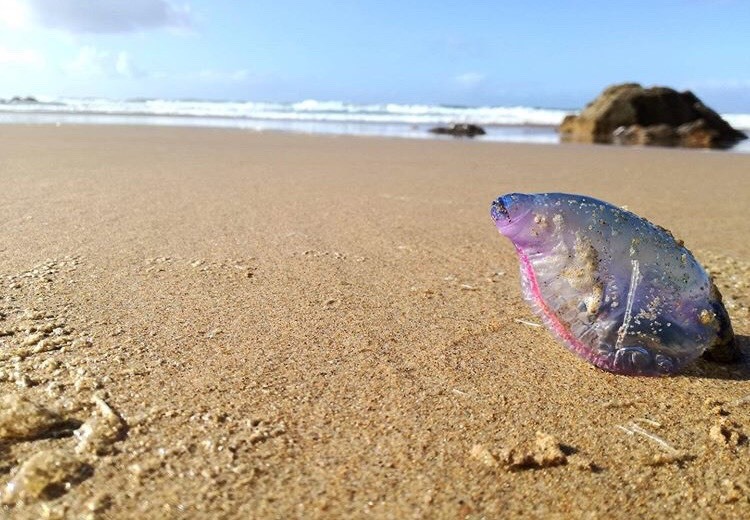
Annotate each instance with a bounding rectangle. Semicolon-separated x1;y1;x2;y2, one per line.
0;110;563;144
0;97;748;151
0;98;571;126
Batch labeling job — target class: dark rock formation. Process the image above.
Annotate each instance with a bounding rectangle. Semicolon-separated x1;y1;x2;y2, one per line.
2;96;39;104
560;83;747;149
429;123;486;138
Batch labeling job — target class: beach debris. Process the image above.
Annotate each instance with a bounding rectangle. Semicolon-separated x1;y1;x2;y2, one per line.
0;396;126;507
487;271;505;282
490;192;738;376
525;432;568;467
617;422;678;453
633;417;661;428
470;444;498;467
472;432;570;471
616;421;693;465
0;394;74;441
499;432;568;470
513;318;542;328
1;450;90;505
205;328;223;339
74;396;127;455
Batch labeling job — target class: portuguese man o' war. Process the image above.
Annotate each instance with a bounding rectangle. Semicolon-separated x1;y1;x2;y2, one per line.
490;193;738;376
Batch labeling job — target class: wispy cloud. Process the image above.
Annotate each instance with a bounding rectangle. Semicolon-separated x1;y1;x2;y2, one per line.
0;0;31;28
0;46;45;68
2;0;192;33
64;46;142;78
194;69;251;83
115;52;138;78
454;72;486;89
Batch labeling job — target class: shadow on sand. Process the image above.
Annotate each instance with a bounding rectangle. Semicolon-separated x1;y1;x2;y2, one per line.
680;334;750;381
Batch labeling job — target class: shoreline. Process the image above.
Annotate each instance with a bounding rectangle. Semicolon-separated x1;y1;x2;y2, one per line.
0;110;561;146
2;110;749;153
0;107;564;128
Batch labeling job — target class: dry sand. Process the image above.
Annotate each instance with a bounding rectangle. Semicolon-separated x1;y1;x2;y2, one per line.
1;125;750;518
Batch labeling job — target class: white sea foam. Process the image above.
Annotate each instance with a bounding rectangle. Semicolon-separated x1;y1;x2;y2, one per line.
1;97;747;150
0;97;573;126
724;114;750;130
3;97;748;129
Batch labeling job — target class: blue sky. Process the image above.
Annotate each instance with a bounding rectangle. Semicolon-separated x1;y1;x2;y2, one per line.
1;0;749;110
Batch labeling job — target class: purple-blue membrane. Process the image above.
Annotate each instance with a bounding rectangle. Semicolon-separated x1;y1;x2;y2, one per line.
491;193;735;376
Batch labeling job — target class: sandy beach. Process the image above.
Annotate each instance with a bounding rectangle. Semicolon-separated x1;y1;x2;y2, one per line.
2;125;750;518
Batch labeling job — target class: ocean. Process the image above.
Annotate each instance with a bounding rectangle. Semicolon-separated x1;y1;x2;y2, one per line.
1;97;749;152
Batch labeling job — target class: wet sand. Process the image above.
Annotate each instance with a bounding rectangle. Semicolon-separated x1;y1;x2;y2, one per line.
1;125;750;518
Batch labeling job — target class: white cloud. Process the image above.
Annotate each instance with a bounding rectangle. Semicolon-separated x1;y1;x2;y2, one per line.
195;69;250;83
64;46;140;78
115;52;136;77
0;0;31;28
454;72;486;88
4;0;192;33
0;46;45;68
